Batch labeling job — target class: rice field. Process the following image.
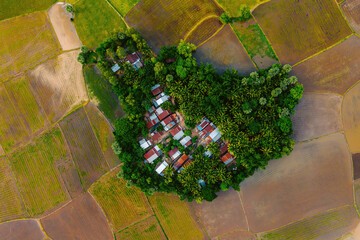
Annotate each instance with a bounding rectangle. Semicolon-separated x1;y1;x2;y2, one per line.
148;193;205;240
89;167;152;232
0;0;56;21
73;0;127;48
341;0;360;35
8;127;69;217
108;0;140;17
0;156;26;222
126;0;224;52
0;12;60;82
59;107;109;190
184;17;223;46
253;0;352;65
115;216;166;240
216;0;267;15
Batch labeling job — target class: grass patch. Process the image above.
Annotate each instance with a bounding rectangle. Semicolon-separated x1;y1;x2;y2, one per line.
216;0;267;16
108;0;140;16
0;0;56;21
73;0;127;48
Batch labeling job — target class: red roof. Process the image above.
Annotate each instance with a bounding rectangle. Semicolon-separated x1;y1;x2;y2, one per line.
221;152;234;163
156;107;171;121
151;131;163;141
174;154;188;169
185;140;192;147
182;159;192;168
126;52;140;64
200;123;215;138
220;144;228;156
163;114;176;125
170;126;182;137
168;148;179;158
144;147;160;160
152;86;163;96
200;119;210;129
146;114;159;129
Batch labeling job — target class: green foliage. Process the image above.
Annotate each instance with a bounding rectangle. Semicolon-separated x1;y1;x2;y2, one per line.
185;119;196;129
220;12;231;24
65;4;74;13
177;40;196;58
112;141;122;155
237;5;251;21
116;46;127;58
184;129;192;136
78;46;98;65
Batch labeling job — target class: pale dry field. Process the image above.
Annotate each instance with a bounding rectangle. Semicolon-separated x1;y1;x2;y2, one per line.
341;0;360;35
0;219;47;240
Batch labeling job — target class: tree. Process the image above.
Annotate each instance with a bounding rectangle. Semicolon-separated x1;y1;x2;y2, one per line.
112;141;122;155
177;40;196;58
65;5;74;13
220;12;231;24
116;46;127;59
237;5;251;21
184;129;192;136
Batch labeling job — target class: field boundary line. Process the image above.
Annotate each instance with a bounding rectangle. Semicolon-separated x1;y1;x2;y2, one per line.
335;0;355;33
298;131;345;144
292;33;354;67
45;9;63;52
145;196;169;240
187;202;211;239
86;164;121;191
104;0;130;29
342;79;360;97
37;219;52;239
338;0;347;4
250;0;271;12
237;191;250;231
196;24;225;48
183;15;220;41
216;229;257;239
113;214;155;235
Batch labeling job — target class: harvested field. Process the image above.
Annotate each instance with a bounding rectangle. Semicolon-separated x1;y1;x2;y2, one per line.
0;219;46;240
0;145;4;155
220;231;256;240
342;80;360;153
59;107;109;190
185;17;224;46
126;0;224;52
216;0;267;15
259;205;360;240
0;156;26;222
0;0;55;21
109;0;140;16
9;127;69;216
341;0;360;35
232;18;278;69
353;153;360;180
0;12;60;82
41;193;113;240
240;133;353;233
48;2;82;50
291;93;343;142
148;193;205;240
73;0;127;48
354;179;360;212
253;0;352;65
4;74;49;136
84;103;120;168
191;188;248;238
115;216;166;240
89;167;151;232
193;24;256;75
84;66;124;124
27;50;88;123
292;35;360;94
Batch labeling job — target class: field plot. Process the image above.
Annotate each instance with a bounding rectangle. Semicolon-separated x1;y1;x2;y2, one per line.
342;80;360;153
0;219;46;240
148;193;205;240
0;156;26;222
108;0;140;16
73;0;127;48
232;18;278;69
291;93;343;142
41;193;113;240
353;153;360;180
59;107;109;190
0;145;4;156
193;25;256;74
85;103;120;168
252;0;352;65
220;231;256;240
292;35;360;94
89;167;151;232
48;3;82;50
115;216;166;240
354;179;360;212
9;127;69;216
84;66;124;124
240;133;353;233
126;0;224;52
185;17;224;46
0;0;55;21
259;205;359;240
341;0;360;35
216;0;267;15
0;12;60;82
27;50;88;123
192;188;248;238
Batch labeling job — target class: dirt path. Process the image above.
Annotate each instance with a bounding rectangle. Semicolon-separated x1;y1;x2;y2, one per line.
48;2;82;50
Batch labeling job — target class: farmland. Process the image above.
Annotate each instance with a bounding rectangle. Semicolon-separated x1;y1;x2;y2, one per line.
0;0;55;21
184;17;224;46
108;0;140;17
0;219;47;240
89;167;152;232
216;0;267;14
0;12;60;82
252;0;352;65
148;193;205;240
341;0;360;35
8;127;69;217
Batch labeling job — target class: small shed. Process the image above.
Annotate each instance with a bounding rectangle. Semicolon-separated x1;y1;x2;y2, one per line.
111;63;120;73
139;139;153;150
156;161;168;176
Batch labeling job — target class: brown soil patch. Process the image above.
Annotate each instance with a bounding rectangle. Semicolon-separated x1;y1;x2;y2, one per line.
220;231;256;240
292;35;360;94
27;50;88;123
185;17;223;46
191;188;248;238
240;133;353;233
193;25;256;75
0;145;4;155
353;153;360;180
48;3;82;50
341;0;360;35
342;80;360;153
0;219;46;240
291;93;343;142
41;193;113;240
251;55;278;69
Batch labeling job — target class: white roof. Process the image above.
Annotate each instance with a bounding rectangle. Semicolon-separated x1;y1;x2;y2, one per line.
139;139;152;150
204;150;212;157
154;145;161;152
111;64;120;72
151;84;161;90
173;130;184;140
209;128;221;142
156;95;169;106
156;107;164;115
156;161;168;174
180;136;191;146
171;151;181;160
147;154;159;164
149;113;159;122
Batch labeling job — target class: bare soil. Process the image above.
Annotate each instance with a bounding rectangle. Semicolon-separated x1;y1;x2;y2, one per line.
251;55;278;69
219;231;256;240
0;219;46;240
240;133;353;233
40;193;113;240
341;0;360;35
353;153;360;180
48;3;82;50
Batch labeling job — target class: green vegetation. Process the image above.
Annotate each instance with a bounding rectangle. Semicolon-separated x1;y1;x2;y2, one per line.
73;0;127;48
108;0;140;16
217;0;266;16
220;6;251;24
0;0;56;21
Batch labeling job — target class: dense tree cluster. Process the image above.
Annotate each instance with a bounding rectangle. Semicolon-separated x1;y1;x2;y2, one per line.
220;5;251;24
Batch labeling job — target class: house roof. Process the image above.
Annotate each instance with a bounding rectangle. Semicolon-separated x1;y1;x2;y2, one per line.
139;139;153;150
204;150;212;157
111;64;120;72
182;159;192;168
146;113;159;129
197;118;210;131
170;126;184;140
155;107;171;121
180;136;192;147
221;152;234;165
208;128;221;142
151;131;163;141
174;154;188;169
153;92;169;107
168;148;181;160
220;144;228;156
156;161;168;175
162;114;177;125
151;84;163;96
126;52;140;64
200;123;215;138
144;147;161;163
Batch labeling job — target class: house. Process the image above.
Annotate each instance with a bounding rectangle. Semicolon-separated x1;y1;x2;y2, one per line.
146;113;159;130
151;131;164;141
126;52;143;69
148;106;156;114
198;179;206;187
220;143;228;156
199;123;215;138
139;138;153;150
155;107;171;121
144;146;162;164
151;84;163;96
197;118;210;131
111;63;120;73
170;126;184;140
206;128;221;143
153;92;170;107
173;154;188;170
180;136;192;148
221;152;235;166
204;150;212;158
178;158;192;173
168;147;181;161
156;161;168;176
161;114;178;131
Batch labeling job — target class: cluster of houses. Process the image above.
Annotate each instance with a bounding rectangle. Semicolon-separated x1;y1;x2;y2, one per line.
111;51;144;73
